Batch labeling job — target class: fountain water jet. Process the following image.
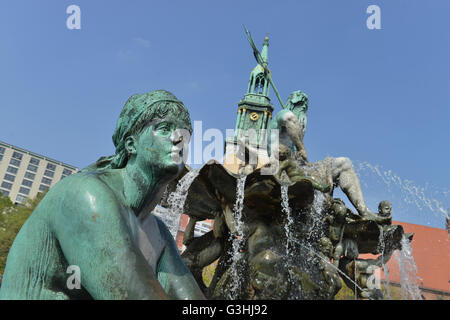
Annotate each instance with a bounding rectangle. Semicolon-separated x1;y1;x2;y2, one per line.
355;161;448;226
176;158;413;300
166;170;199;238
228;176;247;299
395;235;423;300
281;185;294;261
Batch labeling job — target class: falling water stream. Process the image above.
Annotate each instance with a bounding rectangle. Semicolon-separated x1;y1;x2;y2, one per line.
281;185;294;261
241;162;429;300
228;176;247;299
307;190;326;241
166;170;199;238
279;185;372;299
355;161;442;300
395;235;423;300
185;159;434;300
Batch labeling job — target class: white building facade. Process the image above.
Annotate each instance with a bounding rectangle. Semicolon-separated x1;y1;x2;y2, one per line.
0;141;78;204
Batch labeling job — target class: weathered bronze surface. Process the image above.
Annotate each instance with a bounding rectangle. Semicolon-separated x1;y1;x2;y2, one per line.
176;30;412;300
179;158;410;300
0;90;205;300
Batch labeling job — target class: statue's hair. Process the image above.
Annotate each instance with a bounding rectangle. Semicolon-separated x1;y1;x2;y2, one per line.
285;90;308;112
130;101;192;138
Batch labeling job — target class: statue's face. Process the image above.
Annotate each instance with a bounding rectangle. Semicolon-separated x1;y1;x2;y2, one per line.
379;202;392;217
333;202;347;219
133;115;191;180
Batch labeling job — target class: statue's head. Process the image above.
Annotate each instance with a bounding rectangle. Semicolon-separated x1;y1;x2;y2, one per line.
285;90;308;138
378;200;392;217
332;198;347;220
105;90;192;178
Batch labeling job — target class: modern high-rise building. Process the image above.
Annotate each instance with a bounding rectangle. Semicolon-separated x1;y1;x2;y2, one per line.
0;140;78;205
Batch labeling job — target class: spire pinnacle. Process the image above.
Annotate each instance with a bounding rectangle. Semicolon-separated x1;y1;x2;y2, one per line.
261;34;269;65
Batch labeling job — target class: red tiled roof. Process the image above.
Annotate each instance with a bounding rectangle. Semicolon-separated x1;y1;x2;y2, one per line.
362;221;449;293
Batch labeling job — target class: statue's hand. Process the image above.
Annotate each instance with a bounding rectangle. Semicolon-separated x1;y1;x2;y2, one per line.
361;210;392;225
280;160;304;183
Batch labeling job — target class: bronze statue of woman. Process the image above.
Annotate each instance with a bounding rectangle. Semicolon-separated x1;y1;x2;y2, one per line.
0;90;205;299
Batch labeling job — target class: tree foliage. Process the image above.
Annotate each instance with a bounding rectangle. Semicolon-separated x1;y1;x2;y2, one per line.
202;260;218;287
0;191;46;275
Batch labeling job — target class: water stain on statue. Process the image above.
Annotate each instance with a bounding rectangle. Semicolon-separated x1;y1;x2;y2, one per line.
92;212;99;222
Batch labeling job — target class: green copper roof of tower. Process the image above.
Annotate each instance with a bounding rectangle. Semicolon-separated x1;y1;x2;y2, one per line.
229;35;274;148
243;36;272;105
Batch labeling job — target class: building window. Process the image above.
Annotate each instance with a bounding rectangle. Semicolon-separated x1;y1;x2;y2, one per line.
4;174;15;182
12;151;23;160
41;177;52;185
22;179;33;187
44;170;54;178
19;187;30;195
0;189;10;197
63;168;73;175
39;184;49;192
16;194;27;203
60;175;67;180
30;157;40;165
39;185;49;192
0;146;5;154
47;163;56;171
25;172;35;180
10;158;21;167
7;166;18;174
0;154;3;162
1;182;12;190
194;222;212;236
27;164;38;172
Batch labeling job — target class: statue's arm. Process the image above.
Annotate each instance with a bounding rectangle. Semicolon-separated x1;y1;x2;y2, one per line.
156;219;206;300
53;181;168;300
271;110;308;162
183;217;197;246
283;112;308;162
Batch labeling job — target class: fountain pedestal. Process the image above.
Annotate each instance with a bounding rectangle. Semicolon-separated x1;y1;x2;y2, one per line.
166;160;413;300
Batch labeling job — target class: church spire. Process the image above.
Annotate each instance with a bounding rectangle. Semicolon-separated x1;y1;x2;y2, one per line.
224;32;275;173
233;34;274;146
247;36;270;98
261;35;269;66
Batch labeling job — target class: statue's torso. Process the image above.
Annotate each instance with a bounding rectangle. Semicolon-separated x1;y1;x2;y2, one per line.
0;207;91;299
0;173;168;300
125;209;166;274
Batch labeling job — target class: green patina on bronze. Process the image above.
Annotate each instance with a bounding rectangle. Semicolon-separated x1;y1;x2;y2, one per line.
0;28;413;301
0;90;204;300
228;32;274;149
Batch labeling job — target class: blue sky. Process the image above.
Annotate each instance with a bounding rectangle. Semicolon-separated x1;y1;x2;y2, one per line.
0;1;448;228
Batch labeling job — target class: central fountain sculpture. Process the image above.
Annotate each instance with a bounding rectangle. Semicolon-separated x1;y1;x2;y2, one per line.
0;27;417;300
161;29;414;300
